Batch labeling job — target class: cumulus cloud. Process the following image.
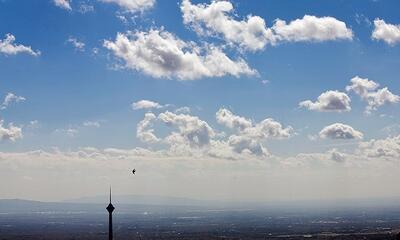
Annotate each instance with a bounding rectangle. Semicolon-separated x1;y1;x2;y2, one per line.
216;108;293;139
346;76;379;97
299;90;351;112
357;135;400;159
0;34;40;56
136;112;160;144
0;121;22;141
328;148;346;162
53;0;72;10
134;108;293;158
100;0;155;12
181;0;352;51
215;108;293;156
319;123;363;140
104;29;256;80
67;37;85;51
228;135;269;156
272;15;353;42
159;111;215;148
382;124;400;136
132;100;163;110
243;118;294;140
346;76;399;113
181;0;276;51
372;18;400;45
136;111;216;154
216;108;252;131
1;92;26;110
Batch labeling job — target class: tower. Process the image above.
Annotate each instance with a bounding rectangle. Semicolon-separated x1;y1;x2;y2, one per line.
106;187;115;240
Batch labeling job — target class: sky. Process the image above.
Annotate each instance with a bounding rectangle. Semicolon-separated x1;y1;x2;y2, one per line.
1;0;400;202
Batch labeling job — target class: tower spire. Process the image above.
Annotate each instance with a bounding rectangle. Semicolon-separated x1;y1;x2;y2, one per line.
109;186;111;203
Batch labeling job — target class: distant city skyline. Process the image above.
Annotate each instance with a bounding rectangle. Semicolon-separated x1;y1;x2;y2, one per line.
0;0;400;202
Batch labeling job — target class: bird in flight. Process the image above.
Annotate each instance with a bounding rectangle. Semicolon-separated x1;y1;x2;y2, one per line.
132;169;136;175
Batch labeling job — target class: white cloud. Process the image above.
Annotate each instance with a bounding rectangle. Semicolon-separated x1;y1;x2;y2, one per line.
345;76;379;97
132;100;163;110
328;148;346;162
357;135;400;159
181;0;276;51
134;108;293;158
83;121;101;128
382;124;400;136
136;112;160;144
299;90;351;112
67;37;85;51
243;118;294;140
0;34;40;56
319;123;363;140
158;111;215;148
1;92;26;110
53;0;72;10
104;29;256;80
228;135;269;156
181;0;352;51
216;108;252;131
100;0;155;12
0;121;22;141
346;76;399;113
365;88;400;112
372;18;400;45
216;108;293;139
215;108;293;157
272;15;353;42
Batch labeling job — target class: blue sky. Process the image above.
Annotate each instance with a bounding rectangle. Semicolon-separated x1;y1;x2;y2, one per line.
1;0;400;201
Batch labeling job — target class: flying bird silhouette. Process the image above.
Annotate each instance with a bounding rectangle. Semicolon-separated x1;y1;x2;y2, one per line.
132;169;136;175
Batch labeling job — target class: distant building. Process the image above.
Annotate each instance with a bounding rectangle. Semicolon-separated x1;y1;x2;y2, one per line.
106;187;115;240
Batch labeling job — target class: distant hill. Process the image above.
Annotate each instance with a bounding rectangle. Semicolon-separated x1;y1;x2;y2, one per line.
0;198;215;214
0;199;103;213
2;196;400;215
64;194;217;206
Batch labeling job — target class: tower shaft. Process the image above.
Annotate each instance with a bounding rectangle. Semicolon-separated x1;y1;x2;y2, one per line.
108;211;113;240
106;187;115;240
